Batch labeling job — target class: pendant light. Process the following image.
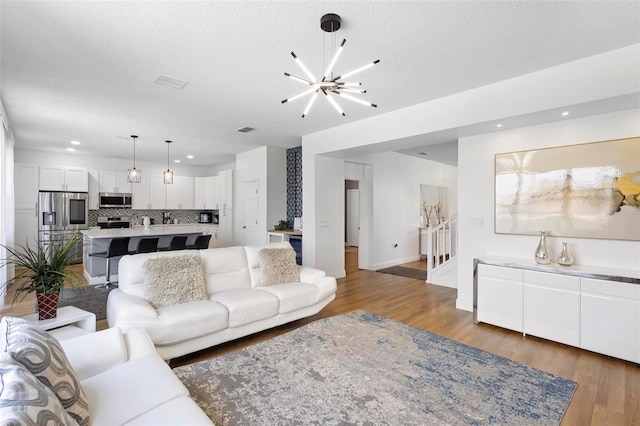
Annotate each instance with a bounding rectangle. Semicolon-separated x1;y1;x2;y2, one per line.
282;13;379;118
127;135;142;183
163;140;174;184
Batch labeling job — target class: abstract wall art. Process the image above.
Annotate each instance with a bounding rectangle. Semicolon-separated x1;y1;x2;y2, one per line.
495;137;640;241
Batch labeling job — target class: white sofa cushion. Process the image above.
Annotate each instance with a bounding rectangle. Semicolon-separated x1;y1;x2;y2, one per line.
211;289;279;327
125;396;213;426
199;246;252;293
0;316;90;425
0;353;80;426
80;354;189;426
60;327;127;381
256;283;323;313
143;253;207;309
149;300;229;346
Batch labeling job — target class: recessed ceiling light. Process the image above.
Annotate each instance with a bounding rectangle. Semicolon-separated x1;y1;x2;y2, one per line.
236;126;256;133
66;147;75;152
70;140;80;145
174;159;181;163
419;152;430;156
155;75;189;90
562;111;569;116
496;124;502;128
186;155;194;159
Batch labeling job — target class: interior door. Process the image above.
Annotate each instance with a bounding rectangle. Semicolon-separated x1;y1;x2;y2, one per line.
243;180;259;245
346;189;360;247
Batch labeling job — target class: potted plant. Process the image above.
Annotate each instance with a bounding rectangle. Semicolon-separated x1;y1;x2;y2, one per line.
1;231;82;320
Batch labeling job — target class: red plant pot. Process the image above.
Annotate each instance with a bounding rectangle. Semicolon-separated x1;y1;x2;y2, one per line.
36;293;59;320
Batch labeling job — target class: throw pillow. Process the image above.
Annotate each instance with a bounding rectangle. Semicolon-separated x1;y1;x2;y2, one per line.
258;248;300;286
0;317;90;426
0;353;80;426
143;253;208;309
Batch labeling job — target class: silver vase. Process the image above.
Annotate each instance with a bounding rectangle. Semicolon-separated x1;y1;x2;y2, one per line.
534;231;552;264
557;242;574;266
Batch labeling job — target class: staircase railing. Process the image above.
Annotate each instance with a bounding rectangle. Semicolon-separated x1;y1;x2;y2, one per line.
423;214;458;280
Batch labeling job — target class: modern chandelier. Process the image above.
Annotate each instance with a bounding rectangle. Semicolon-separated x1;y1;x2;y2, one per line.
163;140;174;184
127;135;141;183
282;13;379;118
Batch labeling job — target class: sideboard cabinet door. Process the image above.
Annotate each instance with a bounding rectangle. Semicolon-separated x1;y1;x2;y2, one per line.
477;264;524;333
523;270;580;346
580;278;640;363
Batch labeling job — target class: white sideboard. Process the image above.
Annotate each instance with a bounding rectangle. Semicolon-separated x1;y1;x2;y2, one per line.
474;256;640;363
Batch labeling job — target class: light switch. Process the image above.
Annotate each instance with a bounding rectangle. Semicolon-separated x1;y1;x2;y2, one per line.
470;217;484;226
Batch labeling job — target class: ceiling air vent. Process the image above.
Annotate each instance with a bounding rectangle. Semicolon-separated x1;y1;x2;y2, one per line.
236;126;256;133
154;75;189;90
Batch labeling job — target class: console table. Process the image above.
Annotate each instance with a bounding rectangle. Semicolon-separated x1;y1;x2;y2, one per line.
473;256;640;363
21;306;96;340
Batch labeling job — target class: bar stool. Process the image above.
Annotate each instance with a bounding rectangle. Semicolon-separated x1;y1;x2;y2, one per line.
89;237;130;288
185;234;212;250
158;235;188;251
128;237;159;255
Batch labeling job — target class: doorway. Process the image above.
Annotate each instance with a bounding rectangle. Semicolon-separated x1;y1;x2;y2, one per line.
345;180;360;248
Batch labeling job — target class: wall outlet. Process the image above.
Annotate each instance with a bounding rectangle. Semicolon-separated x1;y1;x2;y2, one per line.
470;217;484;226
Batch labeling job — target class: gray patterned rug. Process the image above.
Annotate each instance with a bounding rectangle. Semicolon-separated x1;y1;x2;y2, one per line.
58;285;113;320
173;311;577;425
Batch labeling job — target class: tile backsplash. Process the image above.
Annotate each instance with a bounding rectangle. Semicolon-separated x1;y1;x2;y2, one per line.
89;209;204;226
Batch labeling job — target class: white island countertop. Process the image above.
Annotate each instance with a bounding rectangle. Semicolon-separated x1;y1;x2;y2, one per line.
82;225;212;239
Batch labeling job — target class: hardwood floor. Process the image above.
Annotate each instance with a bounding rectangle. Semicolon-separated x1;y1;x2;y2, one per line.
2;249;637;425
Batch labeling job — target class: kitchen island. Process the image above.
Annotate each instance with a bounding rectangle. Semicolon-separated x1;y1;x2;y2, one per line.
82;225;215;285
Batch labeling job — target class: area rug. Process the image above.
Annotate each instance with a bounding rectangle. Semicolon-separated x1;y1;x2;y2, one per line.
58;285;113;320
173;310;577;425
377;265;426;280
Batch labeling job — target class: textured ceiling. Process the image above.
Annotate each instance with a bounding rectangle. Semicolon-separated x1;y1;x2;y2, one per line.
1;1;639;167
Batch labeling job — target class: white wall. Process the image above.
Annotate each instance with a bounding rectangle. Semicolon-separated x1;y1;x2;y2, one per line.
347;152;457;270
234;146;286;246
457;109;640;311
302;44;639;288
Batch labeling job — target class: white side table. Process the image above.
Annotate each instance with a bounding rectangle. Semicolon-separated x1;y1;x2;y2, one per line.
21;306;96;340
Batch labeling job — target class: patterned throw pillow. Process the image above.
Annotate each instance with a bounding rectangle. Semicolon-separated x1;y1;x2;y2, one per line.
0;353;80;426
143;253;208;309
0;317;90;426
258;248;300;286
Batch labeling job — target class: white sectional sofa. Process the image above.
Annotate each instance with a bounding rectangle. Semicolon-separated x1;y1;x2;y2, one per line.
0;316;212;426
107;242;337;360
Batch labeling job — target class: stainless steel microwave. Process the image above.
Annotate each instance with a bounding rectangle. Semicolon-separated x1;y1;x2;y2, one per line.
99;192;132;208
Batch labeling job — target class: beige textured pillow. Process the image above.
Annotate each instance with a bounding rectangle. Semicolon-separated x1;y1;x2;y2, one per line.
258;248;300;286
143;253;207;309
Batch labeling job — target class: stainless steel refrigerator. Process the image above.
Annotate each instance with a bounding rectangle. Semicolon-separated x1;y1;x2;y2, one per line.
38;191;89;264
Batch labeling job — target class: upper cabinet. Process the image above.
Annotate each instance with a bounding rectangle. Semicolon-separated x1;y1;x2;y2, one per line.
194;176;218;210
88;170;100;209
14;163;39;210
39;166;88;192
166;176;194;209
99;171;132;194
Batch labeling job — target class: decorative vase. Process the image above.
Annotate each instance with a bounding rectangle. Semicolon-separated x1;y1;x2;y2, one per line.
557;242;574;266
534;231;552;265
143;216;151;230
36;293;59;320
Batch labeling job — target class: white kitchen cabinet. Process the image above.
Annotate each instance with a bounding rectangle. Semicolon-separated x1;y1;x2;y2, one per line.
88;170;100;209
195;176;217;210
14;209;38;248
99;171;131;194
194;177;205;209
219;169;233;210
476;264;524;333
14;163;39;210
212;175;220;209
523;270;580;347
148;175;166;209
166;176;194;209
581;278;640;363
39;166;88;192
218;208;233;247
131;174;150;209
